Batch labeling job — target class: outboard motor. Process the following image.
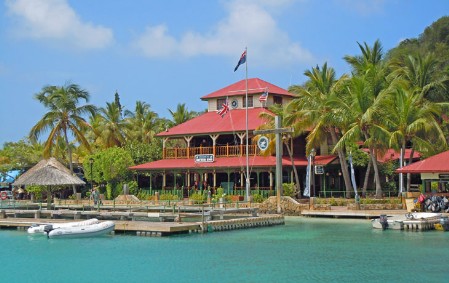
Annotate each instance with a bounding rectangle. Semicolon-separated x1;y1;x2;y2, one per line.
43;225;54;238
379;214;388;230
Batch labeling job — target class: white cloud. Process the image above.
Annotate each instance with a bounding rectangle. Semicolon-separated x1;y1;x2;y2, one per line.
132;0;314;67
6;0;113;49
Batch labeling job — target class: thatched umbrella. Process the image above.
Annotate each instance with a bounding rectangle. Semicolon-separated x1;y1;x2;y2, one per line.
13;157;85;207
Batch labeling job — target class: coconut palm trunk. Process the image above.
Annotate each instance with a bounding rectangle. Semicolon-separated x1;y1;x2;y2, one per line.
368;145;382;198
362;157;372;197
330;130;352;197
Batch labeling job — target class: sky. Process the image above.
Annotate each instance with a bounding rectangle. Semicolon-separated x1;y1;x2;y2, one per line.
0;0;448;146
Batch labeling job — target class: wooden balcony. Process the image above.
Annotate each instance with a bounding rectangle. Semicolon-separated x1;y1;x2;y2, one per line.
163;144;261;159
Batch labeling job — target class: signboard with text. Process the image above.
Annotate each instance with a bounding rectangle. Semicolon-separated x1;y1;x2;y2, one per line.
194;154;215;163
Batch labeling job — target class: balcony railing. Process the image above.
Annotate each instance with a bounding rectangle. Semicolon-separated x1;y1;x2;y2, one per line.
163;144;260;159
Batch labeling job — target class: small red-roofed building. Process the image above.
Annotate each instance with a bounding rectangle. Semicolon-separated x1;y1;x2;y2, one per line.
396;150;449;194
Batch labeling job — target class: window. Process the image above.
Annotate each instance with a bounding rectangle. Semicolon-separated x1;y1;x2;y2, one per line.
243;96;253;108
217;99;227;110
273;96;282;105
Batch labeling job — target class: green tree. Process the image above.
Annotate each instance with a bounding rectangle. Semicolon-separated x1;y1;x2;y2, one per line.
0;139;43;173
93;102;126;148
168;103;197;126
84;147;134;199
287;63;353;196
29;83;96;194
123;141;162;165
385;53;448;191
340;40;391;198
124;101;159;143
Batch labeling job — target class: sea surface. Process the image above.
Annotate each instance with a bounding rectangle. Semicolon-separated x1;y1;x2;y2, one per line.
1;217;448;283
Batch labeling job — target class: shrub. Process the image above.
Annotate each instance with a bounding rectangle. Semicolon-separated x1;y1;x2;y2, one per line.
160;193;179;201
190;192;205;203
251;193;265;203
282;183;296;197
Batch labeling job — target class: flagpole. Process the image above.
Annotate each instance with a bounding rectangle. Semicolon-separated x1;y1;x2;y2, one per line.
245;47;250;202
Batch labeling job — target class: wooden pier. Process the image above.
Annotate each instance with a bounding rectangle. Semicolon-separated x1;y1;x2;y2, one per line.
0;207;283;236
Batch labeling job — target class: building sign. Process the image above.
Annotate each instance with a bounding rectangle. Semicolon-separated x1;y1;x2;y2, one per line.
195;154;214;163
314;165;324;175
257;136;269;151
439;174;449;179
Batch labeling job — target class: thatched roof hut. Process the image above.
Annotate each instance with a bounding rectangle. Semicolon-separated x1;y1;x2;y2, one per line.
13;157;85;186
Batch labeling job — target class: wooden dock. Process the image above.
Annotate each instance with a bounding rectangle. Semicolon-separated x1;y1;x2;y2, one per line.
300;209;409;219
0;207;282;236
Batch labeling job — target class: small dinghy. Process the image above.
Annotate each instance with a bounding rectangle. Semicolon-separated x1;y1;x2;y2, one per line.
45;221;115;238
372;212;441;230
27;218;100;234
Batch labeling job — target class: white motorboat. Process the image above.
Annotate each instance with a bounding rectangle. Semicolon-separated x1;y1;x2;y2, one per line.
46;220;115;238
372;212;442;230
27;218;100;234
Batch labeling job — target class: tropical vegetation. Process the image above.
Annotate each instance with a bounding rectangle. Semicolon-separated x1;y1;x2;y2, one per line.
1;16;449;201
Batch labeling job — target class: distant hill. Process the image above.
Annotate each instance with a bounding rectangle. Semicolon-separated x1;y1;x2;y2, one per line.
387;16;449;74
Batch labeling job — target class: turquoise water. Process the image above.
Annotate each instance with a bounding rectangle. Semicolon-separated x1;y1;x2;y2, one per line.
1;217;448;283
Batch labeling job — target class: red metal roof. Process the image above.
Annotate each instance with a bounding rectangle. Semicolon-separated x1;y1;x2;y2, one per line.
201;78;296;99
157;108;274;137
129;155;338;171
396;150;449;173
361;149;421;163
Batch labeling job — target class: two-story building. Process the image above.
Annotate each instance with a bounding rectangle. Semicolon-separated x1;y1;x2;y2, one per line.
130;78;339;197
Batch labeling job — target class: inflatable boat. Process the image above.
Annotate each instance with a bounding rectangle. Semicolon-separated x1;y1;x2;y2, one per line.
46;220;115;238
27;218;100;234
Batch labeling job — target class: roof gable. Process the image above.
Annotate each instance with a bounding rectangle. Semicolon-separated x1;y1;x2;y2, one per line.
397;150;449;173
201;78;295;100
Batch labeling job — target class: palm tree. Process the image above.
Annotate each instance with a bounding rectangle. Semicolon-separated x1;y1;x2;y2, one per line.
94;102;127;148
168;103;197;126
29;83;96;194
340;40;391;198
387;53;449;191
287;63;353;197
124;101;159;143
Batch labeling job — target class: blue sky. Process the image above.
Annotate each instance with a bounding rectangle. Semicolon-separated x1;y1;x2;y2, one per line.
0;0;448;146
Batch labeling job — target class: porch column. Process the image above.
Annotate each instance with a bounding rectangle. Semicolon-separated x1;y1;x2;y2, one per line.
269;171;273;191
256;171;260;189
211;134;219;156
213;170;217;187
187;170;191;187
162;138;169;159
240;171;244;189
184;136;193;159
162;172;166;188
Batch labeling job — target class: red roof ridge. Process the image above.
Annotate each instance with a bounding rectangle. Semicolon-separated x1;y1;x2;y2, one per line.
201;78;295;99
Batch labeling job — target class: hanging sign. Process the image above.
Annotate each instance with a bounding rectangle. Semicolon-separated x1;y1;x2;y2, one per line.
314;165;324;175
194;154;214;163
257;136;269;151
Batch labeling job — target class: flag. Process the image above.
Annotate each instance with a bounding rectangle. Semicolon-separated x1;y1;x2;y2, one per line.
349;153;358;196
217;100;230;118
234;50;247;72
259;87;268;102
303;153;312;197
